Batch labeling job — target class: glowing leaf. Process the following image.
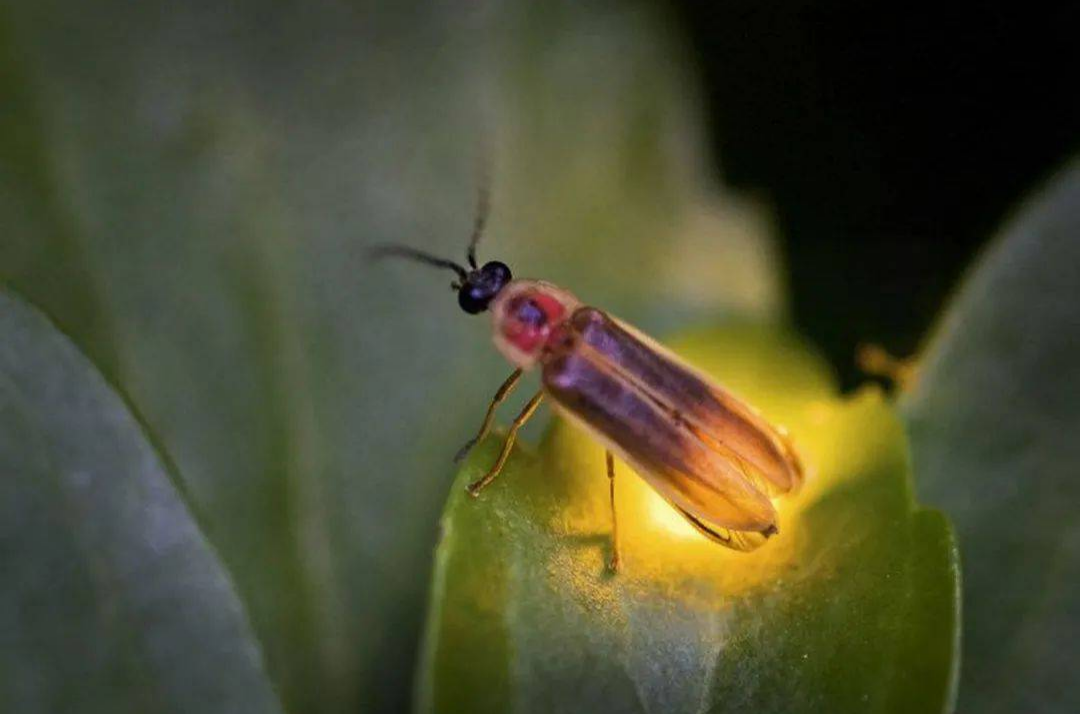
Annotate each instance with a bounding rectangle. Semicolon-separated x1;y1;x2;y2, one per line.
419;326;959;714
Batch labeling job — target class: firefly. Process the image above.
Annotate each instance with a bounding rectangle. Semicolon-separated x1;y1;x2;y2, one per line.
372;188;804;572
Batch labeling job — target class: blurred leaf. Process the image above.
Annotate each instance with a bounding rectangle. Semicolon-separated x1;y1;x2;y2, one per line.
903;164;1079;713
0;1;782;711
0;289;282;714
0;13;118;374
419;326;959;714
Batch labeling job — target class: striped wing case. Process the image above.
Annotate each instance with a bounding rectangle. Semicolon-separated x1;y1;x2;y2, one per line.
542;307;803;551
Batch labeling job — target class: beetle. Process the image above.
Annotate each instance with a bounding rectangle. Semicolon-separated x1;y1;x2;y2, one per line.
372;186;803;572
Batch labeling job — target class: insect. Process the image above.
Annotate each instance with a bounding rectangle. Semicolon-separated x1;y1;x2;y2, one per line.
373;184;804;572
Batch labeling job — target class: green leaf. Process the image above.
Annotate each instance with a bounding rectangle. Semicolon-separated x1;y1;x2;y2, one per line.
0;289;282;714
0;2;783;710
903;164;1079;713
419;326;959;714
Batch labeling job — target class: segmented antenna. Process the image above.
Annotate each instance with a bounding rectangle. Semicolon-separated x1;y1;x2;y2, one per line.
368;244;469;282
465;138;492;269
372;136;493;281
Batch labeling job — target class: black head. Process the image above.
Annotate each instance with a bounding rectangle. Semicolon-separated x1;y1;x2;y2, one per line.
370;160;508;314
368;244;513;316
457;261;512;314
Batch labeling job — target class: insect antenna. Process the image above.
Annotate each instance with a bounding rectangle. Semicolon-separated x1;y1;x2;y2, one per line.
465;140;492;269
373;139;492;283
368;244;469;285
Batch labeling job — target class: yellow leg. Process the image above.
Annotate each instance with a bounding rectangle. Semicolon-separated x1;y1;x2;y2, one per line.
606;451;621;573
856;343;917;390
454;369;523;463
467;390;544;497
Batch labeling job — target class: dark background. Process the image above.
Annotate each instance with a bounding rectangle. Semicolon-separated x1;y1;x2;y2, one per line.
671;1;1077;388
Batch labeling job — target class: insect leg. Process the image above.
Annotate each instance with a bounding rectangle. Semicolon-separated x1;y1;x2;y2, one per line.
856;343;917;390
606;450;621;573
466;390;544;497
454;368;523;463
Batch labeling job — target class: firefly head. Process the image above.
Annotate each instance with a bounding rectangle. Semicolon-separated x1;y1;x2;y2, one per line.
367;244;512;315
457;261;512;314
371;167;511;315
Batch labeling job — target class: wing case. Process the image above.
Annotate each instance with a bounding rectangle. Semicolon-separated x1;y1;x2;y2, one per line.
542;307;803;549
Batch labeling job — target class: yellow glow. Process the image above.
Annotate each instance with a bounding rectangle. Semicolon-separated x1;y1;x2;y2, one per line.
541;412;812;595
643;489;701;540
527;329;895;601
429;328;922;709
